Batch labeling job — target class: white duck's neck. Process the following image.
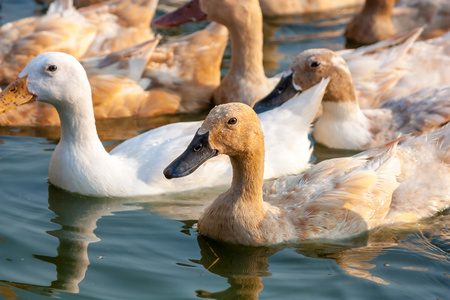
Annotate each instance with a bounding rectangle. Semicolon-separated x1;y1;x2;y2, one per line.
55;99;105;152
313;64;373;149
314;100;372;150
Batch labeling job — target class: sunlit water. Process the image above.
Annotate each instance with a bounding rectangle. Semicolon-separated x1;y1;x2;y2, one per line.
0;1;449;299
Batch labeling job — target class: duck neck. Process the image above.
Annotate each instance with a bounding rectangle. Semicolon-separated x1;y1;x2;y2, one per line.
315;74;372;149
198;146;267;244
54;98;105;153
228;149;265;206
322;67;359;111
321;71;366;126
226;4;266;85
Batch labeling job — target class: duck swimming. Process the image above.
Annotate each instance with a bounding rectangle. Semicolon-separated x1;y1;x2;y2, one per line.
254;48;450;150
164;102;450;246
0;52;328;197
153;0;280;106
345;0;450;45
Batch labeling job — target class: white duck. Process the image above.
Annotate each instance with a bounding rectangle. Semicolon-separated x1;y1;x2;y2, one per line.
164;102;450;246
0;52;328;197
253;48;450;150
345;0;450;45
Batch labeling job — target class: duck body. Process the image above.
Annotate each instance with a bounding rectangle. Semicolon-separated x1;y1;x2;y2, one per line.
345;0;450;45
254;47;450;150
164;102;450;246
0;52;327;197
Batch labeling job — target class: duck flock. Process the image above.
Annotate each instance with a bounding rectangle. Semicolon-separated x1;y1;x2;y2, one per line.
0;0;449;246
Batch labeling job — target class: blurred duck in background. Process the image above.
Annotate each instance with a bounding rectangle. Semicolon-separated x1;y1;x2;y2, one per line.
0;0;158;85
154;0;280;107
345;0;450;45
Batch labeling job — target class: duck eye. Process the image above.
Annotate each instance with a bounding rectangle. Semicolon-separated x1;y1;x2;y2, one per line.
193;144;203;152
310;61;320;68
277;86;285;94
227;117;237;125
47;65;58;72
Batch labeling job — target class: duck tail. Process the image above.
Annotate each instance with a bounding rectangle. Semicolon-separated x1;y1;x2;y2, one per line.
47;0;76;16
81;36;160;82
128;35;161;81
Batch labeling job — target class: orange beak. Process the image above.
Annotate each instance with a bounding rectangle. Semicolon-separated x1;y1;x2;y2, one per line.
0;76;35;114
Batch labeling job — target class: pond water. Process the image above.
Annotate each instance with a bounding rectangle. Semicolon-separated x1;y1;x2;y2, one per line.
0;1;449;299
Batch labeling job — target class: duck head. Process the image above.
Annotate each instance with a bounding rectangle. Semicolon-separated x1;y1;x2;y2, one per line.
253;48;355;112
0;52;92;114
164;102;263;179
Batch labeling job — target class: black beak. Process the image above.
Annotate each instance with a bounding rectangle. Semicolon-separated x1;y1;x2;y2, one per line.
164;130;218;179
253;73;301;114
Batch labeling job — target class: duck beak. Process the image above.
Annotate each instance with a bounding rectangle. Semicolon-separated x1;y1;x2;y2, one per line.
153;0;207;28
0;76;35;114
164;130;218;179
253;72;301;113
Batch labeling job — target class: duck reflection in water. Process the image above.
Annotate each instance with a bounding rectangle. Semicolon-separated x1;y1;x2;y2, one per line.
0;186;142;297
192;236;278;300
0;184;221;297
188;210;449;299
